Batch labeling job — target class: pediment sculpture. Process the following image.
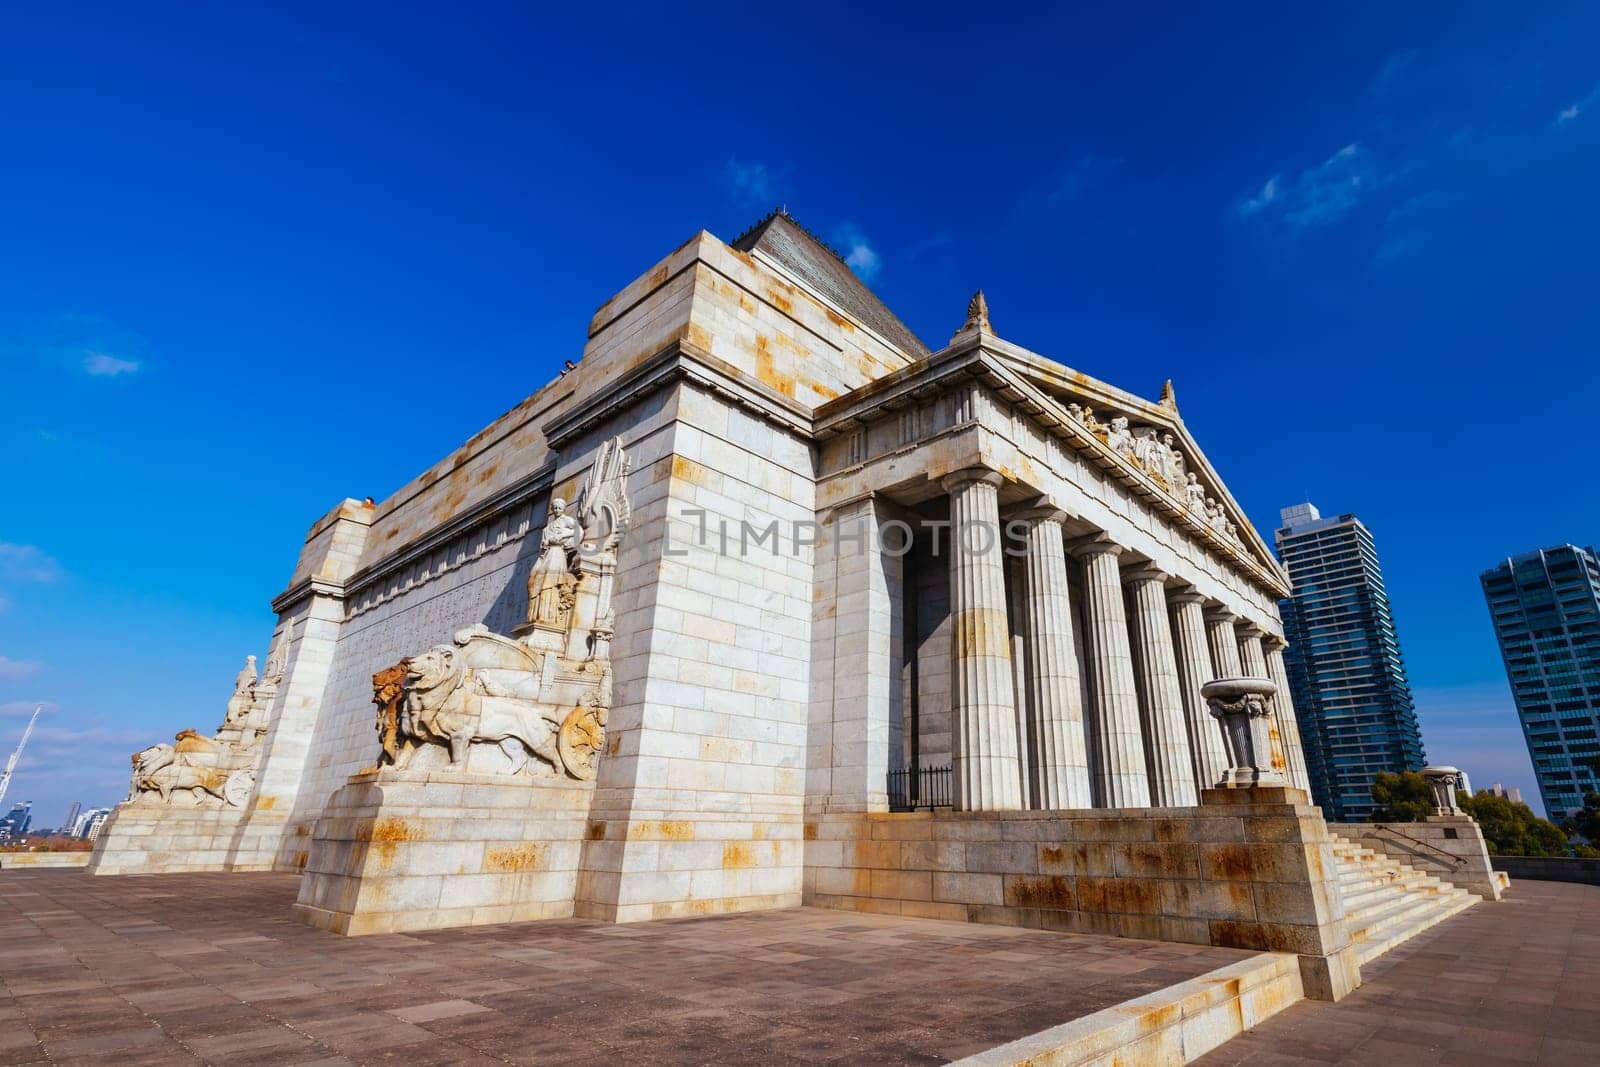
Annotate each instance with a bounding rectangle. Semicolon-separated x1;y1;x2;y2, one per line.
1066;404;1244;548
371;437;632;782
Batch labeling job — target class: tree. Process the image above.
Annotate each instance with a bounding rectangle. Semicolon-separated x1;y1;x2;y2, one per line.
1565;789;1600;844
1456;791;1571;856
1563;754;1600;844
1367;771;1435;822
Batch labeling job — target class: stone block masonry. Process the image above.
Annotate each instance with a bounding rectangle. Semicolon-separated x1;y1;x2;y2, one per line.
87;804;257;876
290;770;592;935
804;786;1360;1001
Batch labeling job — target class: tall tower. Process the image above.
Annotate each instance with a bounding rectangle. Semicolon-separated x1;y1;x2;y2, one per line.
1275;503;1425;820
1480;545;1600;819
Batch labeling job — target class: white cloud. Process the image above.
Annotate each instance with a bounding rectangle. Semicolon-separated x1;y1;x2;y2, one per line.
83;352;140;377
0;656;44;681
726;158;775;206
834;223;881;281
0;544;63;584
1236;143;1392;227
1237;176;1280;216
1556;84;1600;125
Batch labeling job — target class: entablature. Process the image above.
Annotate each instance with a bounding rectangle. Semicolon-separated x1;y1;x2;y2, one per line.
812;335;1290;601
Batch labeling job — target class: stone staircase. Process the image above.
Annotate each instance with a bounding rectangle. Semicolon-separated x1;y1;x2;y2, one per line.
1329;833;1480;966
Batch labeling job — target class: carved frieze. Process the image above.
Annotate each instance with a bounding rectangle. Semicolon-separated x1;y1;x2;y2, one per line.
375;437;632;782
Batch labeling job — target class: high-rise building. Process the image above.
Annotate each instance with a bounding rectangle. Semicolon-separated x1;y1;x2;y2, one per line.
82;809;111;841
62;800;81;833
1275;503;1426;820
0;800;33;840
1480;544;1600;819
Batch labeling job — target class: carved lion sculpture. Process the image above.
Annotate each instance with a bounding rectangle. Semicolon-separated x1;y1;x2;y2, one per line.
132;742;229;804
400;645;564;775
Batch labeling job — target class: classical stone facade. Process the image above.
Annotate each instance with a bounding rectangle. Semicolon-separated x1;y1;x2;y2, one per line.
90;210;1475;997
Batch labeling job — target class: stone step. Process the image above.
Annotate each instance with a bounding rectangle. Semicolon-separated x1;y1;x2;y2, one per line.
1354;882;1471;930
1355;892;1478;966
1344;883;1465;940
1342;880;1451;916
1339;872;1441;901
1326;832;1481;968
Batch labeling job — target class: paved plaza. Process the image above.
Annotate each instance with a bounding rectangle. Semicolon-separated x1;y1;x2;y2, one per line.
1196;879;1600;1066
0;870;1247;1065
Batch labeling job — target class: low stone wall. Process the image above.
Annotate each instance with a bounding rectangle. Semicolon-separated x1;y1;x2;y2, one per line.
954;952;1305;1066
1;852;92;869
804;787;1359;1001
87;803;256;875
290;769;593;935
1492;855;1600;886
1328;817;1503;900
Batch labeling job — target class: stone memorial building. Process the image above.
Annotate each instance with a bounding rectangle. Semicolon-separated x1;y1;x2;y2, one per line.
89;211;1494;1004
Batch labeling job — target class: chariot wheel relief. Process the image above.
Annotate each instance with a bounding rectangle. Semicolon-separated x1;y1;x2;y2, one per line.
558;705;605;781
223;769;255;808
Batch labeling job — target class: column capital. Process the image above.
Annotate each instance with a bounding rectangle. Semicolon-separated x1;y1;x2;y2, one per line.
1237;621;1267;640
1012;504;1069;527
1263;635;1288;652
1120;563;1169;587
1066;532;1123;560
1202;604;1237;625
940;467;1004;493
1169;587;1208;606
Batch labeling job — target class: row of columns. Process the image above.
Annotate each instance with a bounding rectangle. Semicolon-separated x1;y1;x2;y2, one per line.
943;469;1311;812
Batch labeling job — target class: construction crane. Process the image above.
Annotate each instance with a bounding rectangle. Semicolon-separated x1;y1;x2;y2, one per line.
0;704;42;809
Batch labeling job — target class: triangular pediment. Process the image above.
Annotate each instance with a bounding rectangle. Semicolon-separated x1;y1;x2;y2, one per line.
984;340;1284;584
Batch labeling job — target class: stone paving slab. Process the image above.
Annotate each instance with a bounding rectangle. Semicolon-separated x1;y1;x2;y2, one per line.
0;871;1251;1065
1195;880;1600;1067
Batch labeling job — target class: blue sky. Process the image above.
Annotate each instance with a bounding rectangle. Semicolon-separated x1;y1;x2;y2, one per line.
3;2;1597;823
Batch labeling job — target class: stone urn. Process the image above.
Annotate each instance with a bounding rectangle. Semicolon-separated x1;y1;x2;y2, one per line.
1201;676;1286;788
1421;765;1463;816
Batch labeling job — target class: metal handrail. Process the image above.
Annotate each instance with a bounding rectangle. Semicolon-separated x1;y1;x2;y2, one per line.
1356;824;1465;869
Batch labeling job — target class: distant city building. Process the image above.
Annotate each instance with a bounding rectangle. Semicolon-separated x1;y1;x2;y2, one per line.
1488;782;1525;805
82;809;111;841
72;806;111;839
0;800;34;840
1275;503;1426;821
1481;544;1600;819
62;800;81;833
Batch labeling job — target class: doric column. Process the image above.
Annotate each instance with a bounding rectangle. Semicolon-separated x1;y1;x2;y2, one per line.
1264;638;1312;793
1018;509;1093;809
1171;591;1230;790
1123;567;1198;806
1238;625;1289;785
1204;606;1244;677
1069;537;1152;808
943;469;1024;811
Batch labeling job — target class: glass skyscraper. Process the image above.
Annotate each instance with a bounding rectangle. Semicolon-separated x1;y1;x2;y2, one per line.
1480;545;1600;819
1275;503;1426;821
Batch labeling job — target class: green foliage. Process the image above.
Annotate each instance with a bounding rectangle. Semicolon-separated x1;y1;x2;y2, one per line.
1574;842;1600;859
1564;789;1600;844
1456;790;1571;857
1367;771;1435;823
